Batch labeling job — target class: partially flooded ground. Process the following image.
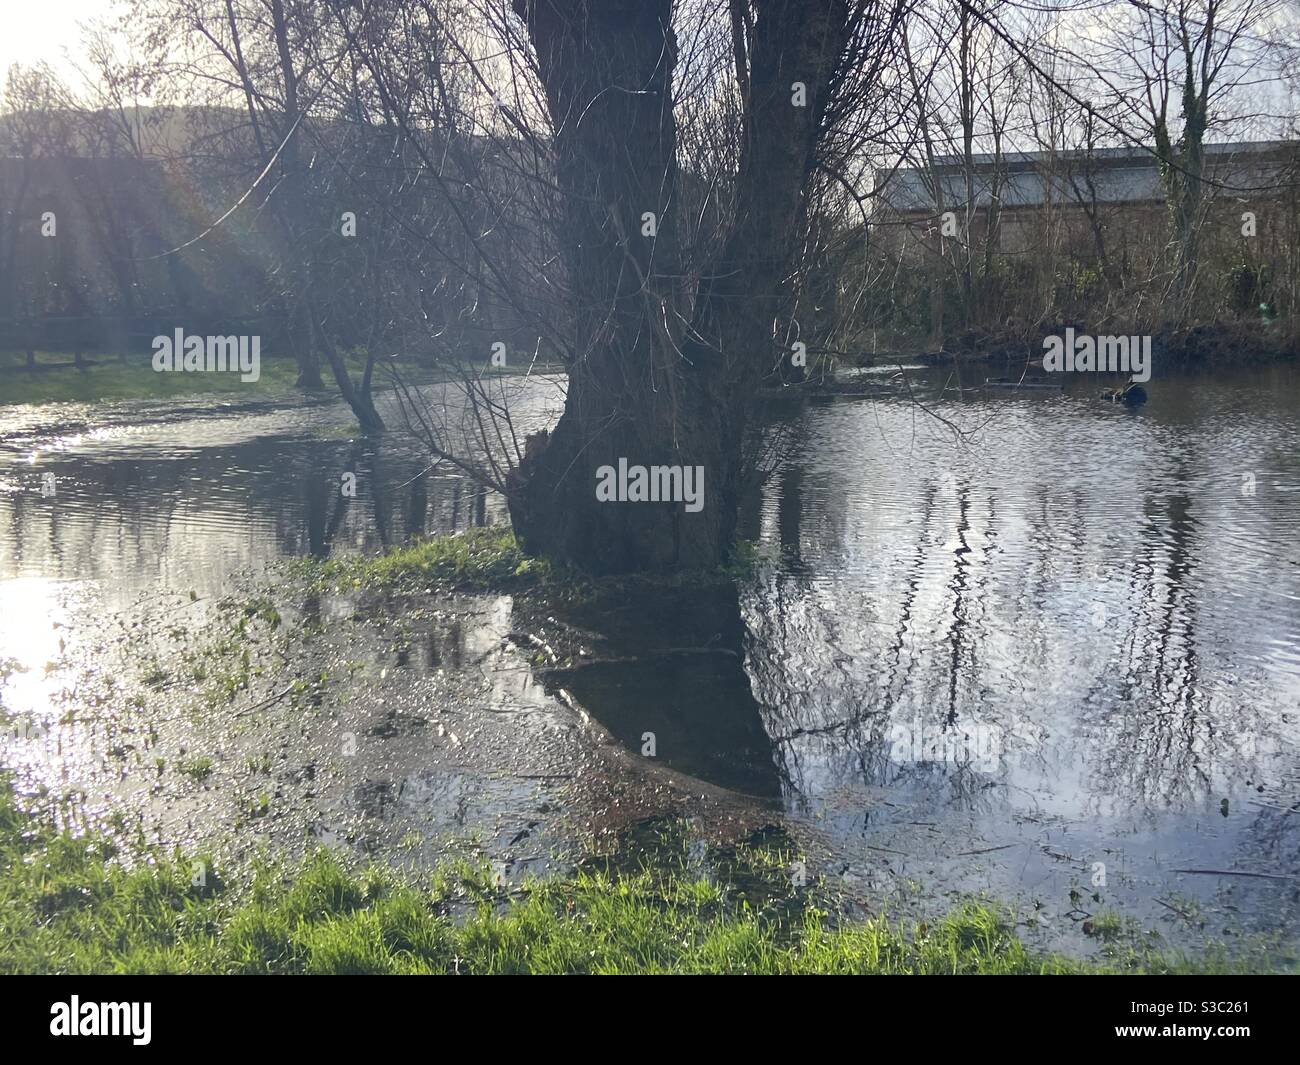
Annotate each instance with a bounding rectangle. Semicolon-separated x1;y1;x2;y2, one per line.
3;366;1299;968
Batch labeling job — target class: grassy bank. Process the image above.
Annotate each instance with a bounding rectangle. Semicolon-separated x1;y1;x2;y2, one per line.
860;318;1300;369
0;350;303;405
0;775;1249;975
0;351;563;407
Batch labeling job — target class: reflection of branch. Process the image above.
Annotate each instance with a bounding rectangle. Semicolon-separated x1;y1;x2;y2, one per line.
892;362;972;441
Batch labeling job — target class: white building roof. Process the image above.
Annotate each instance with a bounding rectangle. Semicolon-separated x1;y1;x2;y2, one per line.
878;141;1296;213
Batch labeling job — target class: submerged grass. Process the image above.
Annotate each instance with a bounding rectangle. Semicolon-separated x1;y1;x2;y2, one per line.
0;775;1261;974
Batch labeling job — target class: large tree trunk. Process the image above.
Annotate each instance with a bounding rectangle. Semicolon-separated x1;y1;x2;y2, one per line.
508;0;848;574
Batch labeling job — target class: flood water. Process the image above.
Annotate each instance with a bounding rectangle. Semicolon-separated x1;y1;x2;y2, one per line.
2;364;1299;956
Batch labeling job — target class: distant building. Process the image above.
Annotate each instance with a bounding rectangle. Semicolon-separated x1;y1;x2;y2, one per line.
875;140;1299;255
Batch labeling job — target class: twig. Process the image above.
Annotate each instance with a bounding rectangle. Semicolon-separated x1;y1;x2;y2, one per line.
1249;800;1299;815
955;843;1018;856
232;683;297;718
1172;868;1299;882
1154;897;1194;920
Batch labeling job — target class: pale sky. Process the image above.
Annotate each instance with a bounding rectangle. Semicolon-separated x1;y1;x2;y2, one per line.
0;0;120;94
2;0;1296;142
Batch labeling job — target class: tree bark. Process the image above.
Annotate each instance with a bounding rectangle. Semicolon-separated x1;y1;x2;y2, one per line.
508;0;848;574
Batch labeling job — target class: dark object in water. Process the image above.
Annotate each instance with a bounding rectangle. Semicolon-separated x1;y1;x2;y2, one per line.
1101;381;1148;406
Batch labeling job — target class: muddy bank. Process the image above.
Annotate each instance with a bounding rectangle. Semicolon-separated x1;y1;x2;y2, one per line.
855;319;1299;370
0;570;776;889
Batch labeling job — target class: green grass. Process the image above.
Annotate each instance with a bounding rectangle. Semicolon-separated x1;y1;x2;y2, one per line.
304;526;552;592
0;774;1265;974
176;756;214;783
299;527;762;598
0;350;566;408
0;350;303;405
